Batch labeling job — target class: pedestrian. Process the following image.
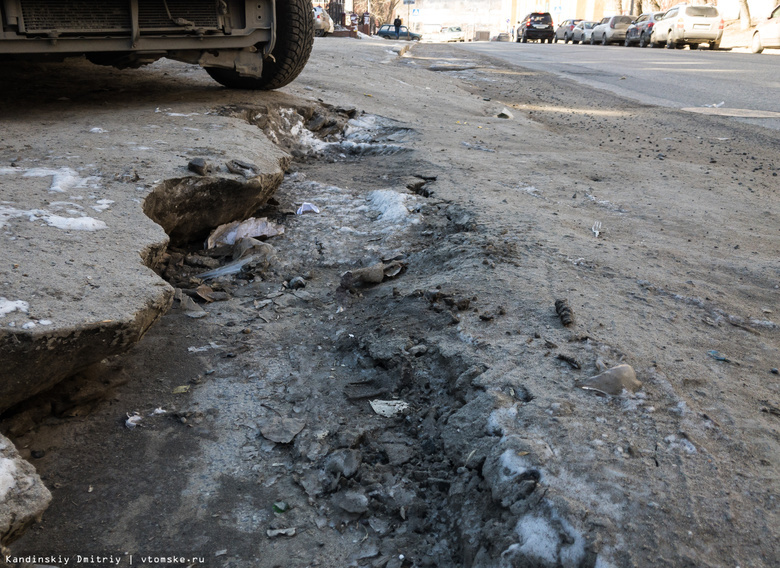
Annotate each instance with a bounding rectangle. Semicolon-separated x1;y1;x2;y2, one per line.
394;15;402;39
511;26;515;40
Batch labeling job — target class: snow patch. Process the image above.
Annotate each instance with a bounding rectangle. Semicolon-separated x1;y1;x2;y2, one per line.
487;406;518;436
91;199;114;212
0;166;101;193
514;515;559;563
43;215;107;231
0;298;29;317
0;456;18;501
511;511;585;568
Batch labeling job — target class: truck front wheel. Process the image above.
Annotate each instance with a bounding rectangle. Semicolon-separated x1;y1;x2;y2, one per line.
206;0;314;90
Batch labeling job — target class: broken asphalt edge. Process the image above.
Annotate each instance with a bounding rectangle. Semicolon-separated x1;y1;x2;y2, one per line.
0;111;291;543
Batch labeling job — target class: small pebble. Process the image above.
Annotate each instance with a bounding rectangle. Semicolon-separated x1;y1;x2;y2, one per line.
772;368;779;375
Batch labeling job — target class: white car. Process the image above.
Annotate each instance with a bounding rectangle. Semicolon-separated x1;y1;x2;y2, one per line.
751;4;780;53
441;26;465;42
571;21;598;44
590;15;634;45
651;3;723;50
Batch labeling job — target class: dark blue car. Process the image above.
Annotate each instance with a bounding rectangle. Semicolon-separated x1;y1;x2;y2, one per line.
377;24;422;41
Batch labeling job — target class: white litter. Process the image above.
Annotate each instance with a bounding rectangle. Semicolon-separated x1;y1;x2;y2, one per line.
206;217;284;248
125;413;143;429
89;127;107;133
296;202;320;215
188;342;224;353
369;399;410;417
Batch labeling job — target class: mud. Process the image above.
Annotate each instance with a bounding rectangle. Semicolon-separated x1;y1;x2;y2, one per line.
2;37;779;568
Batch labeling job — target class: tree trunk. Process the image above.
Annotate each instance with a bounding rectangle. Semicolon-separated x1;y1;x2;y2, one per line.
739;0;751;30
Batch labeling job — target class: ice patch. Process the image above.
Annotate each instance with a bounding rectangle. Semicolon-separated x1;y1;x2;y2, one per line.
487;406;518;436
0;457;18;501
515;516;558;563
511;511;586;568
0;298;29;317
368;190;409;223
595;554;618;568
518;185;541;197
43;215;107;231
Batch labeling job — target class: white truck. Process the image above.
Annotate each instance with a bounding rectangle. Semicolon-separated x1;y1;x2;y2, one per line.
0;0;314;89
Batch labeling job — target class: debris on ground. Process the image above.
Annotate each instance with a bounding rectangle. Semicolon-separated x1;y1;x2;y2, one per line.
578;364;642;396
554;298;574;326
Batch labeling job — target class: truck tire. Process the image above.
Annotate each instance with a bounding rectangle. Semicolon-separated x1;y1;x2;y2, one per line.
206;0;314;90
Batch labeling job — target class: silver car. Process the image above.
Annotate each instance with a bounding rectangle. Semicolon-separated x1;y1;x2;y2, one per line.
590;15;634;45
313;6;335;37
651;3;723;50
571;21;598;44
751;4;780;53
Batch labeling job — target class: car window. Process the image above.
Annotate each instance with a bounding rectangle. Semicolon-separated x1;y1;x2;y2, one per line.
686;6;719;17
636;15;648;23
585;22;596;29
773;6;780;18
616;16;633;24
530;14;552;24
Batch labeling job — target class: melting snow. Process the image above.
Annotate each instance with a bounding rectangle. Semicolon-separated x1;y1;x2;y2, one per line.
0;166;101;193
43;215;107;231
91;199;114;212
0;298;29;317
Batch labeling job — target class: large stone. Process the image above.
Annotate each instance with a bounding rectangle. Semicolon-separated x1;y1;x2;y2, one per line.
0;433;51;546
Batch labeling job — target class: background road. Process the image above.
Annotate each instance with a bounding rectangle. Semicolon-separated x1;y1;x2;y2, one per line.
461;42;780;129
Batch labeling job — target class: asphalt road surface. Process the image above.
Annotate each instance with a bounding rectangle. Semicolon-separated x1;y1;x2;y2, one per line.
461;42;780;130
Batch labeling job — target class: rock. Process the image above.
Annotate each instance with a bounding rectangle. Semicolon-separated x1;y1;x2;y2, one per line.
267;527;296;537
0;433;52;546
288;276;307;290
187;157;211;176
324;449;362;478
383;443;414;466
258;415;306;444
226;159;261;178
333;490;369;514
578;364;642;396
497;108;514;119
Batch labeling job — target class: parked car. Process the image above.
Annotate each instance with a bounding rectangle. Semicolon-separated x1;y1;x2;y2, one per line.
751;4;780;53
625;12;664;47
650;4;723;50
554;19;583;43
517;12;555;43
571;21;598;44
377;24;422;41
496;32;512;42
441;26;466;42
313;7;335;37
591;15;634;45
0;0;314;90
